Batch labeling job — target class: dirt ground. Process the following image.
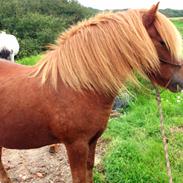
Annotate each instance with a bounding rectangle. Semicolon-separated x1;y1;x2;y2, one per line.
2;139;108;183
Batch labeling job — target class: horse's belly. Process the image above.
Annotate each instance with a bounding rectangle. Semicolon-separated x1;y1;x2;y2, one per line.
0;118;59;149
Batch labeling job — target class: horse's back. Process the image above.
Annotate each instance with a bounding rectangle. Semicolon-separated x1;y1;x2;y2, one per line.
0;59;31;77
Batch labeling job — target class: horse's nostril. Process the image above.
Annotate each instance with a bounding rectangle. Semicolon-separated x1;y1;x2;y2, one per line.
167;77;183;92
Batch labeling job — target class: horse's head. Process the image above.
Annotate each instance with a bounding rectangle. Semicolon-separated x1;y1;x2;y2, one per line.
143;3;183;92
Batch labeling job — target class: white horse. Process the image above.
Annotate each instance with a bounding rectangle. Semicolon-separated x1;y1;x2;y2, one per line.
0;31;19;62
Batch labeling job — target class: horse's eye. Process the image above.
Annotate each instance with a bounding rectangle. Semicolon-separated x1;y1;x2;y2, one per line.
160;41;166;47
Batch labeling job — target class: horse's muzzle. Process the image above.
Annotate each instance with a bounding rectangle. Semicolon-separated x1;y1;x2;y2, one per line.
168;75;183;92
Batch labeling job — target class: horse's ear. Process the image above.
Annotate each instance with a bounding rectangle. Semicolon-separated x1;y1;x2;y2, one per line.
143;2;160;28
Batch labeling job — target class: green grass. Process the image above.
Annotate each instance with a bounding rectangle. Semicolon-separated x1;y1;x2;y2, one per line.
171;19;183;35
94;90;183;183
17;55;41;65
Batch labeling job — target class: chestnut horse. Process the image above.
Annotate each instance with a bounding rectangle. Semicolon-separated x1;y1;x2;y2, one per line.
0;3;183;183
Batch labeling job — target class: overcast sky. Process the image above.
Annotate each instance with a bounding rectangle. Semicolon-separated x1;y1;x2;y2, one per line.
77;0;183;10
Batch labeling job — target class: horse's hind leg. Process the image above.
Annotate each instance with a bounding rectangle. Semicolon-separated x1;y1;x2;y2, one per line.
0;148;11;183
49;144;60;154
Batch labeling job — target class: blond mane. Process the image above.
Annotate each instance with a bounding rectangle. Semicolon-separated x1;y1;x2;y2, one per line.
33;9;182;95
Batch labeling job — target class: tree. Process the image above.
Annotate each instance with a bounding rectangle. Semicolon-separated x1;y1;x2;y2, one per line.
0;0;98;58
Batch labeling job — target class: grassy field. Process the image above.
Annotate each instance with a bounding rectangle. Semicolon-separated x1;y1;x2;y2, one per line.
17;19;183;183
171;18;183;35
18;55;42;65
94;89;183;183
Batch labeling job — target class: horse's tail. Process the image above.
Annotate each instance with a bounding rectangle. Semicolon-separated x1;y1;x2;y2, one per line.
0;48;11;61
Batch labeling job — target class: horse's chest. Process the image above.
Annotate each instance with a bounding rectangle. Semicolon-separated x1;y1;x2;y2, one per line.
49;101;111;143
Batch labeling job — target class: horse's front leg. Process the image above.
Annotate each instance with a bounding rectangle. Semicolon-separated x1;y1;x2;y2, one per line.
86;139;97;183
65;140;89;183
0;148;11;183
87;131;103;183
